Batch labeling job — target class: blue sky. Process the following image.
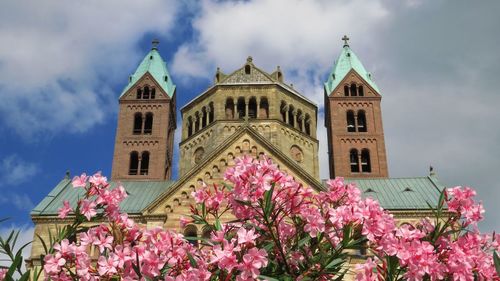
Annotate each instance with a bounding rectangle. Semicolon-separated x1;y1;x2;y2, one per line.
1;0;499;240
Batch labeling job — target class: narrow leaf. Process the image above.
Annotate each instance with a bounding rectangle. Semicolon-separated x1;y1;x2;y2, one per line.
494;251;500;277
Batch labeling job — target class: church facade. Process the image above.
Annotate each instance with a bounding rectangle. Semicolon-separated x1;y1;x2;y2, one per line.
29;38;444;267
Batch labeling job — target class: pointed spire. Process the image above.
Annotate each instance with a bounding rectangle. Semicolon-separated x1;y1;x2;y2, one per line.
324;36;380;94
120;41;176;98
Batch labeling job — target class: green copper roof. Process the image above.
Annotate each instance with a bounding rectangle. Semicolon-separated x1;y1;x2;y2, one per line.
324;44;380;94
31;179;175;216
120;48;176;98
344;176;444;209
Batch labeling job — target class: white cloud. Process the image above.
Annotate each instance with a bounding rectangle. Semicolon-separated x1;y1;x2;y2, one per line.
0;0;180;139
172;0;390;80
0;155;38;186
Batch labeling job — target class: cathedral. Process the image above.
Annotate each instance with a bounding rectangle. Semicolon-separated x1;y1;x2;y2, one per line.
29;37;444;267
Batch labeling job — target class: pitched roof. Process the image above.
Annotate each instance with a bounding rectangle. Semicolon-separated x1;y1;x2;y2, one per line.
181;58;316;111
31;179;175;216
341;176;444;209
324;44;380;94
120;48;176;98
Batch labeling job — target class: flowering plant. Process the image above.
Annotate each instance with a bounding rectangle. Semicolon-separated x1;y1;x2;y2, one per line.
0;156;499;280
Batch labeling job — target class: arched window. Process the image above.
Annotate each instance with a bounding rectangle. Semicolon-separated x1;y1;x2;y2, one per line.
140;151;150;175
143;86;150;99
259;97;269;118
136;88;142;99
245;65;251;75
209;103;214;123
129;151;139;175
288;105;295;127
304;114;311;136
358;85;364;97
202;226;212;239
225;98;234;119
280;101;287;122
248;97;257;119
344;85;349;96
361;149;371;173
357;110;367;132
151;88;156;99
237;97;246;119
144;113;153;134
297;110;303;132
201;107;207;128
184;224;198;246
195;113;200;132
350;149;359;173
350;84;357;96
133;113;143;134
346;111;356;132
187;117;193;137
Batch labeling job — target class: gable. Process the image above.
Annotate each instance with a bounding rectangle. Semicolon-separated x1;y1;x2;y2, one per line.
220;64;275;84
120;72;172;101
145;126;324;215
327;69;381;98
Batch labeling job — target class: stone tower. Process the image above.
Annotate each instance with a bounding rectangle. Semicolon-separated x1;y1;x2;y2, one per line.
111;40;176;181
324;36;388;178
178;56;320;181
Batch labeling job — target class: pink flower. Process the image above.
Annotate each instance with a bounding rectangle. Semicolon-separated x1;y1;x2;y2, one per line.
180;216;192;228
72;173;88;188
210;242;239;272
238;247;268;280
89;171;108;186
237;227;258;245
97;254;119;276
44;252;67;275
301;207;325;238
80;199;97;221
355;258;377;281
0;268;7;281
58;200;72;219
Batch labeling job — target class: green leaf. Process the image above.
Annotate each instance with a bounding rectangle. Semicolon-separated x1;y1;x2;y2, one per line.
36;233;49;255
222;182;233;191
258;275;280;281
214;218;222;231
298;236;311;247
263;184;275;217
17;272;30;281
494;251;500;277
6;254;21;279
187;252;198;267
325;258;343;269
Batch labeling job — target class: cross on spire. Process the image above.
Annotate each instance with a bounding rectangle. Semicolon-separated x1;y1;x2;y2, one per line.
342;35;350;47
152;39;160;50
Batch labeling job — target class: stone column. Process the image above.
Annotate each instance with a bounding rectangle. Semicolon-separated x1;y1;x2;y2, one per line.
293;110;298;129
284;105;289;124
233;102;237;119
257;97;260;119
354;113;358;132
245;98;249;121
